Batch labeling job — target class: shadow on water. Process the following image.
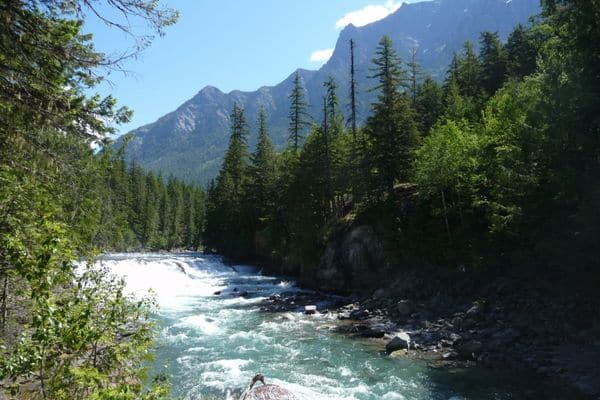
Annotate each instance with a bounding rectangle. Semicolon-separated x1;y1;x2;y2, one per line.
420;361;589;400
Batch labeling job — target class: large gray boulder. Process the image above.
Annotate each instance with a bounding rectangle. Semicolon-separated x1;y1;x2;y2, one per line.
239;384;299;400
396;300;413;316
239;375;298;400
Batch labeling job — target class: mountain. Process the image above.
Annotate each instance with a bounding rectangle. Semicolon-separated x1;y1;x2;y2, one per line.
121;0;540;184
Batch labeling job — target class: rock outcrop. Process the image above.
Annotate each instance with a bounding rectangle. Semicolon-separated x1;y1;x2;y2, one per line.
316;225;389;292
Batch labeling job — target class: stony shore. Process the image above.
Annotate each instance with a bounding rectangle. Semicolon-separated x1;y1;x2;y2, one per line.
256;267;600;399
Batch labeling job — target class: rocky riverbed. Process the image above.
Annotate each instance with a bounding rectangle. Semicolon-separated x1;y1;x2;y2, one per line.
258;268;600;399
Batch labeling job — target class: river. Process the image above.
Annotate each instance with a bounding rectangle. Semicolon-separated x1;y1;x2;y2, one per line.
100;252;555;400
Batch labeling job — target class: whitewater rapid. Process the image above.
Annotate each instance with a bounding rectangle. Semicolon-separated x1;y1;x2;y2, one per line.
98;253;545;400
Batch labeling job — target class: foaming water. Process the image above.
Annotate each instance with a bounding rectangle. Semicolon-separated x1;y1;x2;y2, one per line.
100;253;556;400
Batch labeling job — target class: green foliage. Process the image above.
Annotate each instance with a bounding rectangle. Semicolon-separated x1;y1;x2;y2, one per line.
0;163;171;399
446;42;483;102
415;77;444;135
505;24;540;79
414;120;481;202
477;77;546;235
414;77;545;240
0;1;180;398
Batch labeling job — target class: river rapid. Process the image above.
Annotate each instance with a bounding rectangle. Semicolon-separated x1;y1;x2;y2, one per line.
100;253;552;400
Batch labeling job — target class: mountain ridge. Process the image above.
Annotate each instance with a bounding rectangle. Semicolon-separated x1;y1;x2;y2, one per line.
121;0;540;184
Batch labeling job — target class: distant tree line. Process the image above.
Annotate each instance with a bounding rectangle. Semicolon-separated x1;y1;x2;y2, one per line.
95;147;205;251
204;1;600;278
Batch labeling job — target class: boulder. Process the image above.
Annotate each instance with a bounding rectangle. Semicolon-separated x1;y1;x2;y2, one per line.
457;340;482;359
466;303;483;316
352;324;386;338
448;332;462;344
491;328;520;344
386;332;411;354
442;351;458;360
372;288;388;300
239;384;299;400
349;309;370;320
396;300;413;316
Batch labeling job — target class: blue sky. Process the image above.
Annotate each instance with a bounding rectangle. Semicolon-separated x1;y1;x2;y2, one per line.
86;0;420;135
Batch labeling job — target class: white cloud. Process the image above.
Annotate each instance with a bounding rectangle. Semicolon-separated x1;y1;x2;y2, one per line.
310;48;334;63
335;0;404;29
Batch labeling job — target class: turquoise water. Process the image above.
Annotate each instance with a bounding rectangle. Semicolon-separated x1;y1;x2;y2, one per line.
101;253;558;400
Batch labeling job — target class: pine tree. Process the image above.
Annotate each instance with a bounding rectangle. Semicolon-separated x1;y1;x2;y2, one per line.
366;36;418;192
141;172;160;249
457;41;483;99
505;24;539;79
128;161;147;244
415;76;444;135
349;39;359;143
203;104;252;257
443;42;484;120
248;106;278;229
321;89;334;215
222;103;249;193
369;36;407;104
407;47;423;105
288;71;311;152
479;31;507;96
167;177;184;249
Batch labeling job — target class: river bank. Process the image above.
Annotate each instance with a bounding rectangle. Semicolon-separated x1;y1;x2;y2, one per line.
256;264;600;399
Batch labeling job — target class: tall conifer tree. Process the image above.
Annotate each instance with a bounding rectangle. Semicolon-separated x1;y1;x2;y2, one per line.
407;47;423;105
249;106;278;227
479;31;507;96
365;36;418;192
288;71;311;153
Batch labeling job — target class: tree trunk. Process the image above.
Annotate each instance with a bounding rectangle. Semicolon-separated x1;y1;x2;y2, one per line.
0;272;7;335
441;190;452;242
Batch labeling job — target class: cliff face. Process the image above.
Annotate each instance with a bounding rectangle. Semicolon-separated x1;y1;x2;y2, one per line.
121;0;540;185
316;226;390;293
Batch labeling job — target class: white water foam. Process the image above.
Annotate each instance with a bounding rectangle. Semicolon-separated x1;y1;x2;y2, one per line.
98;254;228;311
